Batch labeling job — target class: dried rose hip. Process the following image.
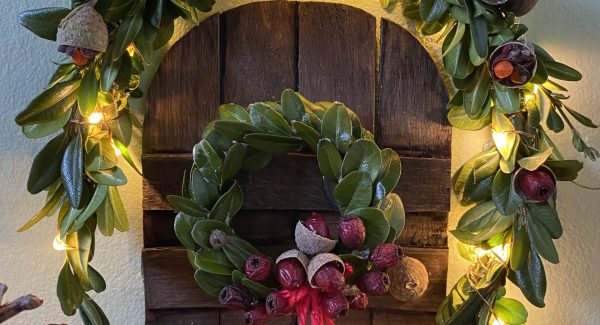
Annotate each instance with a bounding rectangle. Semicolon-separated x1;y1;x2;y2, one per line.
313;264;345;293
71;48;89;66
244;255;273;283
219;284;254;309
266;291;292;316
243;302;272;325
305;212;331;238
489;41;536;88
276;259;307;289
370;244;402;269
320;292;349;320
346;291;369;309
514;166;556;203
358;271;391;296
338;215;366;250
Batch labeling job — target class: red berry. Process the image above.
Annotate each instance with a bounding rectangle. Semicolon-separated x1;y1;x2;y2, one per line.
243;302;271;325
276;259;306;289
244;255;273;283
71;48;89;66
266;291;292;316
358;271;390;296
219;284;254;309
338;216;366;250
313;264;345;293
514;167;556;203
320;291;349;320
305;212;331;238
370;244;402;269
346;291;369;309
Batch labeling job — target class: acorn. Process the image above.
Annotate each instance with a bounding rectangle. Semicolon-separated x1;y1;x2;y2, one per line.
338;215;366;250
513;165;557;203
275;250;309;289
387;256;429;302
56;0;108;66
307;253;345;291
294;220;337;255
489;41;537;88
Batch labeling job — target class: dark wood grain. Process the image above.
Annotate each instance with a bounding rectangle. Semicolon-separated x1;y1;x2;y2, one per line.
378;19;451;158
142;153;450;213
144;210;447;248
146;309;219;325
142;246;446;312
298;3;377;131
220;310;293;325
372;310;437;325
222;2;297;106
144;15;220;153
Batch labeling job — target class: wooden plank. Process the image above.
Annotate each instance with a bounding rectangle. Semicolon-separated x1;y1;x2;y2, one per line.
142;246;446;312
368;247;447;313
378;19;451;158
371;310;436;325
222;2;297;106
220;310;294;325
142;153;450;213
144;210;447;248
298;3;377;131
342;309;372;324
144;15;220;153
146;309;219;325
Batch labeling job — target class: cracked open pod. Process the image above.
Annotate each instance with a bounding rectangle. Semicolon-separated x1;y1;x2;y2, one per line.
294;221;337;255
307;253;345;289
56;1;108;54
276;249;309;270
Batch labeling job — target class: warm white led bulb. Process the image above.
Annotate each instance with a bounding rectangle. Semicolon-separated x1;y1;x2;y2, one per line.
88;112;104;124
53;234;73;251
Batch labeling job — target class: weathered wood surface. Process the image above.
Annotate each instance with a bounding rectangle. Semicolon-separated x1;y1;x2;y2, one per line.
0;283;43;323
144;210;447;248
298;3;376;131
142;246;447;313
378;19;451;158
222;2;297;106
144;15;220;153
142;153;451;213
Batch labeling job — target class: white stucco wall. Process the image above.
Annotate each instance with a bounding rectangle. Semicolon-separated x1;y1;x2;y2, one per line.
0;0;598;324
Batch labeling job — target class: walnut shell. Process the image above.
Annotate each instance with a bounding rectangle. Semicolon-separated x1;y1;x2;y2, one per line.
56;2;108;53
307;253;345;288
294;221;337;255
276;249;309;271
386;256;429;302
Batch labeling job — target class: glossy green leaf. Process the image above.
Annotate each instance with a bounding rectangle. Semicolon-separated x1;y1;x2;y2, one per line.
80;294;104;325
66;222;93;288
321;103;352;153
334;170;373;215
218;103;251;123
509;250;546;307
168;195;210;218
195;249;235;275
564;106;598;128
349;208;389;249
527;202;562;239
281;89;308;123
419;0;450;23
87;167;127;186
379;149;401;194
242;278;273;299
78;68;99;116
444;31;472;80
495;84;521;114
543;60;582;81
22;108;72;139
189;169;219;209
518;148;553;171
72;184;109;231
88;265;106;293
442;23;466;57
464;67;491;118
16;80;80;126
342;139;381;181
447;104;491;131
210;182;243;224
112;12;143;61
249;102;293;136
221;143;245;185
511;222;530;272
492;170;522;216
17;7;70;41
494;297;528;325
174;213;199;250
317;139;342;183
526;213;559;263
213;120;262;140
85;132;118;172
452;201;514;244
57;259;83;316
61;132;84;209
377;193;405;234
293;121;320;153
101;53;122;92
243;133;302;155
544;160;583;181
546;107;565;133
194;270;232;297
153;20;175;50
223;236;259;270
466;2;488;60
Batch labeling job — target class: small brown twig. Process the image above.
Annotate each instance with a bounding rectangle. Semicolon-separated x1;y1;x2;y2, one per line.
0;283;43;324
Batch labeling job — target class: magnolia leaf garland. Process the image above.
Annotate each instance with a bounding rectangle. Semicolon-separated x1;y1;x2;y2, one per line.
13;0;598;324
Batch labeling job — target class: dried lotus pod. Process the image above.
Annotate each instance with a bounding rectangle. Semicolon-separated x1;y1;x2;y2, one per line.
294;221;337;255
56;0;108;54
387;256;429;302
307;253;345;289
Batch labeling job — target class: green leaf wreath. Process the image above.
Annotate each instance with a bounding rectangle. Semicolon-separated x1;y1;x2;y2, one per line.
13;0;598;324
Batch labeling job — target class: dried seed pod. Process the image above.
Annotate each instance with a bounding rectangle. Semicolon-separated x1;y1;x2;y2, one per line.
243;302;272;325
357;271;390;296
244;255;273;283
489;41;537;88
370;244;402;269
218;284;254;309
266;291;293;316
305;212;331;238
294;221;337;255
387;256;429;302
338;215;366;250
513;165;557;203
307;253;345;290
275;250;309;289
342;286;369;309
320;291;349;320
56;1;108;54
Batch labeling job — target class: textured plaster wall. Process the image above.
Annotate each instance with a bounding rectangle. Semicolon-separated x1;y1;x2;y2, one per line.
0;0;598;324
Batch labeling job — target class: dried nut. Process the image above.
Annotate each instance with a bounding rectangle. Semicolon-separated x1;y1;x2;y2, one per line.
244;255;273;283
357;271;390;296
243;302;271;325
56;2;108;53
320;291;349;320
370;244;402;269
219;284;254;309
295;221;337;255
513;165;557;203
307;253;345;289
342;286;369;309
338;215;366;250
305;212;331;238
387;256;429;302
266;291;293;316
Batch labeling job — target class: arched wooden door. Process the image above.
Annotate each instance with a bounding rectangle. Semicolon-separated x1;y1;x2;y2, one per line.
142;2;451;324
